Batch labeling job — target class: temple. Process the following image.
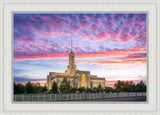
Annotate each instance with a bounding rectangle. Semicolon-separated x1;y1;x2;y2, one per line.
46;40;106;90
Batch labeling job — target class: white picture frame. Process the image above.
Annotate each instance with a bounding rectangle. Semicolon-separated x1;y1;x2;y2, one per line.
0;0;160;115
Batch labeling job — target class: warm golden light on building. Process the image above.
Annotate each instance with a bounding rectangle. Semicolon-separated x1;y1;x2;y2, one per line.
82;74;86;87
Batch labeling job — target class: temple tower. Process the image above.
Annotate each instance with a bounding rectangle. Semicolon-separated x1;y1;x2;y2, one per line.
65;40;77;74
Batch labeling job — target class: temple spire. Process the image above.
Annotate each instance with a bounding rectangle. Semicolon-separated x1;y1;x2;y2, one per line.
71;40;73;52
65;39;76;74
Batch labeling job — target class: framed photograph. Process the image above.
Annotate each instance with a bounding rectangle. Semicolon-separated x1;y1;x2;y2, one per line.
0;0;160;115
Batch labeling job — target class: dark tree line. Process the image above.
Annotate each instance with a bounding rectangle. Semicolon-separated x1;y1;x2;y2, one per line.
51;78;146;94
14;81;47;94
14;79;146;94
106;80;146;93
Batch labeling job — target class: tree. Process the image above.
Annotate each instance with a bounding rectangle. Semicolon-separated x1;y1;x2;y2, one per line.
105;87;114;93
71;87;77;93
128;81;136;92
97;83;103;93
34;82;43;93
52;81;58;93
114;80;124;92
78;87;85;93
136;81;146;92
25;81;34;93
14;82;17;94
92;87;98;93
59;77;71;93
85;88;92;93
42;84;47;92
122;81;130;92
14;83;25;94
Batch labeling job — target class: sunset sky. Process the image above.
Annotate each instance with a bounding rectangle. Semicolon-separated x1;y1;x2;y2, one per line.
14;13;147;87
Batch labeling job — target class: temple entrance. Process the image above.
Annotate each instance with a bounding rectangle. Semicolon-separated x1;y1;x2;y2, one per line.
82;74;86;88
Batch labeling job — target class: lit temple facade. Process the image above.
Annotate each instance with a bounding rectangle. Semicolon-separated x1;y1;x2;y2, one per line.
46;40;105;90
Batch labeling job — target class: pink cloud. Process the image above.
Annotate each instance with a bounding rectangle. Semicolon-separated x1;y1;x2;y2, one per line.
43;16;50;21
31;17;37;22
